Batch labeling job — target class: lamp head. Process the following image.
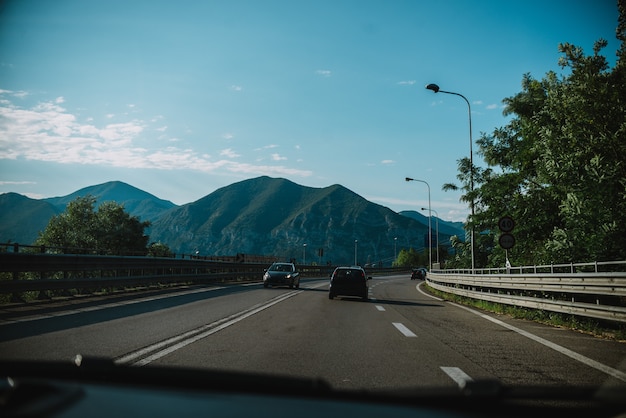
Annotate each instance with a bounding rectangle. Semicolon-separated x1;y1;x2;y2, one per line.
425;83;440;93
405;177;413;182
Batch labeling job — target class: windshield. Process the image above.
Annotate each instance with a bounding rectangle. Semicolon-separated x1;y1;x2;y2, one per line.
0;0;624;412
270;263;293;272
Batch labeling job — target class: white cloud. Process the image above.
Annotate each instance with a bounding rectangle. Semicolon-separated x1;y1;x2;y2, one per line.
316;70;332;77
381;159;395;164
230;85;243;91
0;180;36;185
220;148;240;158
486;103;498;110
254;144;278;151
397;80;416;86
0;95;313;179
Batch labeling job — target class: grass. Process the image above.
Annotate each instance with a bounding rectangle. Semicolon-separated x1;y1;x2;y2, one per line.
423;283;626;342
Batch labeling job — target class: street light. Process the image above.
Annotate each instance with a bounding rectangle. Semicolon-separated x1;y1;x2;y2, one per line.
426;83;475;272
421;207;439;266
394;237;397;261
405;177;432;271
354;240;358;266
303;243;307;265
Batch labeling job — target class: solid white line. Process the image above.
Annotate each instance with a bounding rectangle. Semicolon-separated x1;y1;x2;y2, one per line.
375;305;385;311
0;286;225;325
118;290;302;366
392;322;417;337
441;366;474;388
416;281;443;301
450;302;626;383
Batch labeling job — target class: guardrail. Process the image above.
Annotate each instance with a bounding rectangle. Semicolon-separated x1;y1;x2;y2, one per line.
0;253;406;301
427;261;626;324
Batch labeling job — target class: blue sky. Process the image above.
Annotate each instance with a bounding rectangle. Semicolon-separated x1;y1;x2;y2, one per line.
0;0;620;221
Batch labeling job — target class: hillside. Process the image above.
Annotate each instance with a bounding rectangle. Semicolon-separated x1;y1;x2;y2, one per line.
44;181;177;222
149;176;448;264
399;210;466;241
1;177;462;264
0;193;60;244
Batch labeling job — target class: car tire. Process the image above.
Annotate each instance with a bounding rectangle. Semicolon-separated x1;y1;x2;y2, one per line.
328;292;334;300
263;282;268;288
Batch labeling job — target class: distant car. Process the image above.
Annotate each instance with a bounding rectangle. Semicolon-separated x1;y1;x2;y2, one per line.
411;268;427;280
328;266;371;300
263;262;300;288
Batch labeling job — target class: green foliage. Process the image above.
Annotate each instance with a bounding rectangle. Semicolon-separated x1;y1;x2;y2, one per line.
449;9;626;267
147;241;174;258
36;195;150;255
393;247;427;268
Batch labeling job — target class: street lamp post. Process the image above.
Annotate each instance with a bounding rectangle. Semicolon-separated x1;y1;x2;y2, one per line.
421;207;439;266
405;177;432;271
303;243;307;265
394;237;397;261
354;240;358;266
426;83;475;272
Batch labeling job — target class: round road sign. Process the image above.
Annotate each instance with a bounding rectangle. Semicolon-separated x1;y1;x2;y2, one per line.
499;233;516;249
498;216;515;232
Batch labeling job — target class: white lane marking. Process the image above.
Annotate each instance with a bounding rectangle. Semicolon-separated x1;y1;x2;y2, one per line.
117;290;303;366
0;286;226;325
375;305;385;311
441;367;474;388
416;281;443;301
451;302;626;383
393;322;417;337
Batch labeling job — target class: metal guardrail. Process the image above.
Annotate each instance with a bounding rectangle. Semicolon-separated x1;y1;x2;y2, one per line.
427;263;626;324
0;253;405;298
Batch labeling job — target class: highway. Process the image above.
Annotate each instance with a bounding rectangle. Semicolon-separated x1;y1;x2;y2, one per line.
1;274;625;391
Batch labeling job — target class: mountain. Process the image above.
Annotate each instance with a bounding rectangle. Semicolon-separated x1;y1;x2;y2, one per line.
0;193;61;244
44;181;177;222
149;176;454;265
399;210;466;242
1;177;461;264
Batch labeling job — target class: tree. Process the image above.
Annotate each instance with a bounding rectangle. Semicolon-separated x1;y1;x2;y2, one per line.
393;247;427;268
36;195;151;255
465;3;626;266
147;241;174;258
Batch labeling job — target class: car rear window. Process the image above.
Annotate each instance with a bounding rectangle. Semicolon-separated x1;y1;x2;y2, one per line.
333;269;364;279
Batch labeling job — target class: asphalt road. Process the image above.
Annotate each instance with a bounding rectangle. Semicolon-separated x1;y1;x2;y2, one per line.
1;275;625;391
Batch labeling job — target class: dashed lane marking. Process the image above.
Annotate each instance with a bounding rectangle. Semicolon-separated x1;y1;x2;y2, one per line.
392;322;417;337
440;366;474;388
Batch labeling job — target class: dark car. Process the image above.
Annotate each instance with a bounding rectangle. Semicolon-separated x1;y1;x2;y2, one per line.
328;266;371;300
263;262;300;288
411;268;427;280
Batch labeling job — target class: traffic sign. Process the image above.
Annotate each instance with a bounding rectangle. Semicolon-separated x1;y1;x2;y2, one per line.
498;216;515;232
499;233;516;249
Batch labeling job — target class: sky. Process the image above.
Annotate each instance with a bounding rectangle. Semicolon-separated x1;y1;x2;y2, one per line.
0;0;620;222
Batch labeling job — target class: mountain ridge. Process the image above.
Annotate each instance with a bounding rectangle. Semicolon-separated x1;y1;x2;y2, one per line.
0;177;465;264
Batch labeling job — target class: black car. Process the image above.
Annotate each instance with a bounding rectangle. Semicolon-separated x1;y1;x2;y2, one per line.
263;262;300;288
411;268;427;280
328;266;371;300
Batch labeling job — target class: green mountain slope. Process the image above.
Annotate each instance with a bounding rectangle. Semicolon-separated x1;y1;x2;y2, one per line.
149;177;449;264
44;181;177;222
0;193;60;244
